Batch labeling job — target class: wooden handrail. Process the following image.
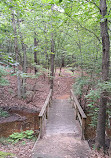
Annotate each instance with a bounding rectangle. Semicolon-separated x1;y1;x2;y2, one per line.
39;89;52;138
70;89;87;140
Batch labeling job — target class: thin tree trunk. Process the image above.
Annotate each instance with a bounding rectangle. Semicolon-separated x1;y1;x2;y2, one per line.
12;12;21;98
12;12;18;61
17;18;27;98
96;0;110;150
17;71;22;99
61;56;64;67
22;44;27;98
34;36;38;74
50;33;55;90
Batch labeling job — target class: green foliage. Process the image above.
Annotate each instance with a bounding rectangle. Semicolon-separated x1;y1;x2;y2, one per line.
74;77;111;127
0;151;15;158
0;108;10;118
85;89;100;127
59;0;62;3
97;81;111;93
85;89;100;101
73;76;92;96
0;66;9;86
20;72;41;79
8;130;35;143
85;80;111;127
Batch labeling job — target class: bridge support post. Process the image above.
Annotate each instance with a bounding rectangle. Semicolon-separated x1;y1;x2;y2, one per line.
39;116;43;138
75;104;78;120
81;118;86;140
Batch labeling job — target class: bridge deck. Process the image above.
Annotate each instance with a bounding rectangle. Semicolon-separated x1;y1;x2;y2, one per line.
32;99;91;158
46;99;80;135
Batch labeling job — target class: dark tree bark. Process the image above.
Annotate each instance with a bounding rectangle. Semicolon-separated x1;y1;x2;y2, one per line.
96;0;110;150
61;56;65;67
34;35;38;74
50;33;55;90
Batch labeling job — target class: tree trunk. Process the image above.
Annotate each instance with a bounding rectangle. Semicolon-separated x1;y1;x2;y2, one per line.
61;56;64;67
96;0;110;150
12;12;22;98
22;44;27;98
50;33;55;90
17;71;22;99
34;37;38;74
12;12;18;61
17;18;27;98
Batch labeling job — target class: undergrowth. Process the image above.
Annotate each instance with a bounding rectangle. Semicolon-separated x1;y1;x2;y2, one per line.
73;76;111;128
0;151;15;158
0;108;10;118
8;130;37;143
0;130;38;145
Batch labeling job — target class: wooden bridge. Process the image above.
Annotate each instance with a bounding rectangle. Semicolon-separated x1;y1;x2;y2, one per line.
32;89;91;158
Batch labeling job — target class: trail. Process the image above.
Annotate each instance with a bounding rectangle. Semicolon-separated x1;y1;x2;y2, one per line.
53;68;80;99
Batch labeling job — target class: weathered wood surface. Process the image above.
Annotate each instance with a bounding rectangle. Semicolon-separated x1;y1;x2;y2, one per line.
32;99;91;158
46;99;80;135
70;89;87;139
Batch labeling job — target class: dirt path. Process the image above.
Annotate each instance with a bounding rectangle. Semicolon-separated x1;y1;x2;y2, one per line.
53;68;80;99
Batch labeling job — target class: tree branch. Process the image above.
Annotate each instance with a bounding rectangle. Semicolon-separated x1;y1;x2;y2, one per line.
65;13;101;43
86;0;100;11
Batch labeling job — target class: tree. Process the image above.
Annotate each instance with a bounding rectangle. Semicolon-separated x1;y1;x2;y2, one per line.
34;34;38;74
50;33;55;90
96;0;110;150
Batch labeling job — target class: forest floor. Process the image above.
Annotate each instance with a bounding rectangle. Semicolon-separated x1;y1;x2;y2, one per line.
0;68;109;158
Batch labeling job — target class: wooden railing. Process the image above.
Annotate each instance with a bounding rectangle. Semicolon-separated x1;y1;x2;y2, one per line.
39;89;52;138
70;89;87;140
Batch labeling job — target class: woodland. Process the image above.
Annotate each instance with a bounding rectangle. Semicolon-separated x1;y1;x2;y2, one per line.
0;0;111;157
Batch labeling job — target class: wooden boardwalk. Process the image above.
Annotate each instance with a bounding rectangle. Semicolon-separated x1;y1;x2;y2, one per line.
46;99;80;135
32;99;91;158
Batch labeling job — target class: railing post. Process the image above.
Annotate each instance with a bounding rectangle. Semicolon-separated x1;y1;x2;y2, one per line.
72;97;74;108
109;141;111;157
70;90;72;103
70;90;74;108
75;102;78;120
46;104;49;119
39;116;43;138
81;118;86;140
49;89;52;107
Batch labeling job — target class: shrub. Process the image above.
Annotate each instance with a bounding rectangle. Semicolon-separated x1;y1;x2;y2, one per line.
8;130;35;143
